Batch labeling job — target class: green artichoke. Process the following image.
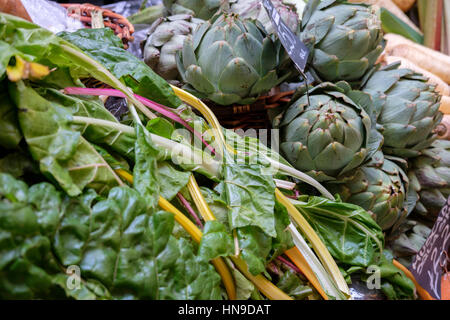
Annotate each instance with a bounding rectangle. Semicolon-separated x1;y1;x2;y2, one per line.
163;0;226;20
389;219;431;267
143;14;204;82
300;0;383;82
274;81;381;182
176;12;293;105
408;139;450;220
326;152;409;231
362;63;443;158
229;0;299;34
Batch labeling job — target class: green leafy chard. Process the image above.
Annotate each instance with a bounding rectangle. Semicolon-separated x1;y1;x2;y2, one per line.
38;87;136;159
8;81;123;196
220;152;277;237
57;28;182;108
133;125;160;210
0;86;22;149
291;196;384;267
0;173;223;299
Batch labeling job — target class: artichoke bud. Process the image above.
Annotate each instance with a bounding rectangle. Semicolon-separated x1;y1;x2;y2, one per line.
143;14;204;81
229;0;300;34
362;63;443;158
407;139;450;220
177;12;293;105
326;152;410;232
300;0;383;83
276;82;382;182
163;0;228;20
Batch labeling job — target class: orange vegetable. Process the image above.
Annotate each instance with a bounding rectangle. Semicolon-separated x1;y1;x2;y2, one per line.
442;272;450;300
392;259;435;300
392;0;416;11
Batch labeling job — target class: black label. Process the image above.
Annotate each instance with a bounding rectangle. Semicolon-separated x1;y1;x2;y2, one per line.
262;0;309;72
410;196;450;299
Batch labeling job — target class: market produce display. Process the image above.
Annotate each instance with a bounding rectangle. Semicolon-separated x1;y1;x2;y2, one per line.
1;0;449;301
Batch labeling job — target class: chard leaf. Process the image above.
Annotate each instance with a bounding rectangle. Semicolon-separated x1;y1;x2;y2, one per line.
0;40;19;78
200;188;292;275
9;81;122;196
27;183;61;234
0;173;107;299
0;170;28;202
237;226;272;276
133;125;160;210
221;152;277;237
200;187;229;226
377;251;415;300
57;28;182;108
173;238;222;300
94;145;130;172
0;173;223;300
230;267;255;300
198;221;234;261
0;151;38;178
51;275;111;300
274;269;314;300
146;117;175;140
53;186;222;299
157;161;190;201
293;196;384;267
0;88;22;149
270;201;294;260
38;88;135;159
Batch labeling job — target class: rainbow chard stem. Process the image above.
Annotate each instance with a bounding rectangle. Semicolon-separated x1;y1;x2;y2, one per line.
64;87;216;155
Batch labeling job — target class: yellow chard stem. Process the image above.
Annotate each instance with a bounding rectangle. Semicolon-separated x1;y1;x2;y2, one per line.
230;256;292;300
187;175;216;221
275;189;350;297
170;85;234;155
187;175;292;300
284;247;329;300
113;169;236;300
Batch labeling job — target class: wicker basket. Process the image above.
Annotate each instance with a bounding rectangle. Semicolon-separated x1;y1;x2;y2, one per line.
205;88;294;131
60;3;134;49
